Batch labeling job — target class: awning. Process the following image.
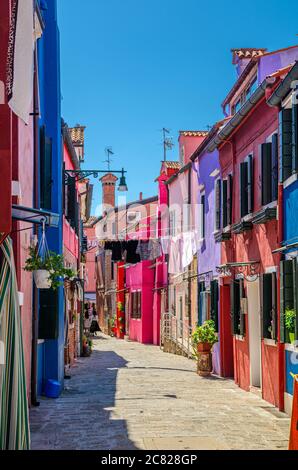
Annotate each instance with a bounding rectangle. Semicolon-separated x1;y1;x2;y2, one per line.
12;205;60;228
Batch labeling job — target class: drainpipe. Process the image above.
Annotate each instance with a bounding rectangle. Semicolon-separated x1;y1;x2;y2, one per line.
31;43;40;407
277;180;285;412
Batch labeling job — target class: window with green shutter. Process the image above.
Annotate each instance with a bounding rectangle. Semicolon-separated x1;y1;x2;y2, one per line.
210;280;219;332
240;162;248;218
40;126;53;210
279;108;293;182
292;102;298;173
230;279;240;335
38;289;59;340
215;179;222;231
280;259;294;343
228;174;233;225
261;143;272;206
222;179;228;228
198;281;206;325
261;273;277;340
247;155;254;213
271;133;279;201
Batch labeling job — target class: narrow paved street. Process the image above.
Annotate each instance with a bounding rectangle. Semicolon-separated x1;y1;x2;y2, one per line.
30;335;290;450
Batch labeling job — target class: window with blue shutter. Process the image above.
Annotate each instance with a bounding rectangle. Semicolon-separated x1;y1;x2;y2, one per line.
40;126;53;210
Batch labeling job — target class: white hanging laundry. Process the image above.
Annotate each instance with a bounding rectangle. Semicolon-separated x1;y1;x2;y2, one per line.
7;0;35;124
182;232;194;270
160;236;170;255
168;236;182;275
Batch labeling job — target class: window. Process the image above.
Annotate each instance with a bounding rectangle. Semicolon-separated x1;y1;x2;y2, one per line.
169;210;176;236
280;258;298;343
240;155;253;218
198;282;209;325
261;134;278;205
130;291;141;319
215;179;221;231
210;280;219;333
198;194;205;240
221;175;233;228
230;278;246;336
245;76;257;100
279;96;298;182
261;273;277;340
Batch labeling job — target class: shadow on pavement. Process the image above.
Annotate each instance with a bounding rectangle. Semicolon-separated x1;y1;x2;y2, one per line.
30;346;139;451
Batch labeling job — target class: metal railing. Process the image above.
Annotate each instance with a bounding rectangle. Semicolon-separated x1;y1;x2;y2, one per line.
160;312;194;359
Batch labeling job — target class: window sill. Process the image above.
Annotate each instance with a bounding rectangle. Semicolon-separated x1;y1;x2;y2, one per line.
285;343;298;352
235;334;245;342
283;173;298;190
263;338;277;347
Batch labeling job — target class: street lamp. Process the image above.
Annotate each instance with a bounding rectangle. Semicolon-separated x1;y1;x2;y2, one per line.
118;168;128;192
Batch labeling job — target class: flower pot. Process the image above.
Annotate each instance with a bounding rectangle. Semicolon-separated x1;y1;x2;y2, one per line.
33;270;51;289
197;342;212;353
289;332;295;344
197;342;213;377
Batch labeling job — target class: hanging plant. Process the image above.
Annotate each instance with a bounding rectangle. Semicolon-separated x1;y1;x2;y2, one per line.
24;246;76;290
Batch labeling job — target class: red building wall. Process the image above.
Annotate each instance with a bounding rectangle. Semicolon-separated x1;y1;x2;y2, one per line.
220;98;280;404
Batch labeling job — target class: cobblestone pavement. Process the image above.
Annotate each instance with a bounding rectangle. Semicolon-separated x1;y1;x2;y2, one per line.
30;334;290;450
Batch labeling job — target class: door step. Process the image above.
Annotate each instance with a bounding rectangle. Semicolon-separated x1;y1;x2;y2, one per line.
250;385;262;398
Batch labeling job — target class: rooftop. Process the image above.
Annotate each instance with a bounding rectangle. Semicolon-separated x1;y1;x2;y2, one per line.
179;131;209;137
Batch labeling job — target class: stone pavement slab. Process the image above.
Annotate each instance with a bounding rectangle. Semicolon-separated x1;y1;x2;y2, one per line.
30;334;290;450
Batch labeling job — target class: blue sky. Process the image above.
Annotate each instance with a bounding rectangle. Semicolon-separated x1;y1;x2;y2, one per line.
58;0;298;215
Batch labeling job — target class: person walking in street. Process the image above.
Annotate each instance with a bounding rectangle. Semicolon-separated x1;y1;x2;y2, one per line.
90;303;101;336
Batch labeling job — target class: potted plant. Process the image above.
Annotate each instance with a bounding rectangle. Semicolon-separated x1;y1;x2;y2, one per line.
192;320;218;377
24;247;76;290
285;307;296;344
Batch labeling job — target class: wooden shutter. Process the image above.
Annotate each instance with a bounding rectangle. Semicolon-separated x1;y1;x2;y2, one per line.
261;143;272;206
38;289;59;340
222;179;228;228
215;180;221;231
247;155;254;213
280;260;294;343
271;133;279;201
40;126;53;210
228;174;233;225
230;280;240;335
210;280;219;332
292;104;298;173
239;279;246;336
137;291;142;318
240;162;248;217
262;273;273;339
279;108;293;182
67;176;76;228
272;273;278;341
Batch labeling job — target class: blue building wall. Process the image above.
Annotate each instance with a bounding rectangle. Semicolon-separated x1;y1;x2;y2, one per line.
37;0;64;394
285;349;298;395
283;179;298;395
284;179;298;246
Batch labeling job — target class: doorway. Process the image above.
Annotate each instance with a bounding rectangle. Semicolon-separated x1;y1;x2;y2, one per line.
247;279;261;388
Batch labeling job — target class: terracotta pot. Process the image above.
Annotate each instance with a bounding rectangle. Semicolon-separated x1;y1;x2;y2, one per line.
197;342;212;353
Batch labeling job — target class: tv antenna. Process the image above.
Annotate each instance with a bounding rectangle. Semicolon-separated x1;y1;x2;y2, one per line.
104;147;114;171
162;128;174;161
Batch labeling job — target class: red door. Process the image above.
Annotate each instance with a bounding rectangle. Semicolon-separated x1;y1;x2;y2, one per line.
220;284;234;378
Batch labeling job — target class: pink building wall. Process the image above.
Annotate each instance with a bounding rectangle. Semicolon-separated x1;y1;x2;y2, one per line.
85;226;97;293
126;261;155;344
17;117;34;403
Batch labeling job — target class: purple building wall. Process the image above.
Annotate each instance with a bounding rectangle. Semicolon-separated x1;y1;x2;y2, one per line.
194;148;221;375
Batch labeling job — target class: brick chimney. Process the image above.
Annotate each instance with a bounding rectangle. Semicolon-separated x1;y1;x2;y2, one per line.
100;173;118;210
